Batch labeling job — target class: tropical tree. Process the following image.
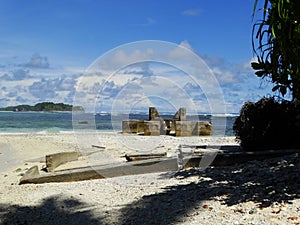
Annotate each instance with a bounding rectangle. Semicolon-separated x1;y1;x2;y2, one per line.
234;0;300;150
252;0;300;101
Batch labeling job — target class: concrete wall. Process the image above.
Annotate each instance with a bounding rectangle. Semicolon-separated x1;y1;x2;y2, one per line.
122;120;144;134
122;107;212;136
144;121;161;136
175;121;212;136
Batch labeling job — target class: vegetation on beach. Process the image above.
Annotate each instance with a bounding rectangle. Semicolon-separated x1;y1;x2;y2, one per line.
234;0;300;150
234;97;300;150
0;102;83;112
251;0;300;100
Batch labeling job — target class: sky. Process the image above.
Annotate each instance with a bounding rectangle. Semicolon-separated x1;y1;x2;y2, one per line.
0;0;274;114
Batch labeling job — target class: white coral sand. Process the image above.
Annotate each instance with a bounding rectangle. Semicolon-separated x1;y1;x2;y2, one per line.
0;133;299;225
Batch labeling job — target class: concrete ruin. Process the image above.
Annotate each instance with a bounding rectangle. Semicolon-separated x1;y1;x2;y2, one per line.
122;107;212;136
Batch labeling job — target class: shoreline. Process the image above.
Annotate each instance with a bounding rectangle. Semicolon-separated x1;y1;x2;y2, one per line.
0;129;236;136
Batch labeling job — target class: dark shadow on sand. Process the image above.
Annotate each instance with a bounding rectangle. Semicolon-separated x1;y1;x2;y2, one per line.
117;154;300;225
1;154;299;225
0;196;103;225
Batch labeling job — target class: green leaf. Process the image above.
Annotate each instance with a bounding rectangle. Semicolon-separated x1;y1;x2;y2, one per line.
251;62;263;70
255;70;266;77
280;86;287;96
272;85;280;92
252;0;259;19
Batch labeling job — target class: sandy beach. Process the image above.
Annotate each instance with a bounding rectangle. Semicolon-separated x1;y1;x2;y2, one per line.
0;132;299;225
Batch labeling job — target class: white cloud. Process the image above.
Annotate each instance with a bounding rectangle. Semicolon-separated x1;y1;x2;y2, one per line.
166;40;195;60
74;41;230;113
21;53;50;69
0;41;274;114
93;48;154;71
212;67;237;83
0;69;31;81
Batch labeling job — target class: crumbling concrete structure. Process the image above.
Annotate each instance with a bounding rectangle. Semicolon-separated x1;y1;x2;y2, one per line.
122;107;212;136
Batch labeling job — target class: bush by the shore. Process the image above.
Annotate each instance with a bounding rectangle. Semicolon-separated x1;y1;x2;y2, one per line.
233;97;300;151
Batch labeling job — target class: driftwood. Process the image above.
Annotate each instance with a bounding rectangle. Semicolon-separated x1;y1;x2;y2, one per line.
20;148;300;185
124;152;167;161
91;145;106;149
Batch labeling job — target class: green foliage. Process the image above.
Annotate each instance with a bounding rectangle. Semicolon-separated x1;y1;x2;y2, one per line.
237;0;300;151
33;102;73;111
0;102;82;112
233;97;300;150
252;0;300;100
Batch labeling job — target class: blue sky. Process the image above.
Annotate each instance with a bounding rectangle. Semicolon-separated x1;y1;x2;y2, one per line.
0;0;273;113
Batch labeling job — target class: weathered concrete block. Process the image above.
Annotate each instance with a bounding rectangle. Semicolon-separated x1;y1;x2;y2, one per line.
175;121;196;136
173;108;186;121
149;107;161;120
144;121;161;136
122;120;139;133
152;117;166;135
137;120;145;133
175;121;212;136
122;107;211;137
46;151;79;172
198;121;212;136
19;166;40;184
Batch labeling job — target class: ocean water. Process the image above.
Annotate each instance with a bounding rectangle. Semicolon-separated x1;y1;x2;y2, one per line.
0;111;237;136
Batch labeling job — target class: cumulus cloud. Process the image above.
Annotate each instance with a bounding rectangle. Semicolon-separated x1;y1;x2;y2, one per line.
0;69;31;81
101;80;123;98
167;40;195;60
16;96;27;103
200;54;254;85
123;62;154;77
82;41;228;113
22;53;50;69
29;80;57;99
28;76;77;101
0;41;272;113
12;69;31;80
212;67;237;84
88;48;155;74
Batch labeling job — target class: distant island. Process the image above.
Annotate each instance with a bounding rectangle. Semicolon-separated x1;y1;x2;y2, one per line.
0;102;84;112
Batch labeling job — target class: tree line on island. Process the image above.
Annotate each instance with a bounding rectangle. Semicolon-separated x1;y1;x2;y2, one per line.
0;102;83;112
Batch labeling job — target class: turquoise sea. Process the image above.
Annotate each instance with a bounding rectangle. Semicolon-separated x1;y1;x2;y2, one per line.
0;112;237;136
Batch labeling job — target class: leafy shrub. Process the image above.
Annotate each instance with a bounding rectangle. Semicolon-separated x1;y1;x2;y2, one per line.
233;97;300;151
